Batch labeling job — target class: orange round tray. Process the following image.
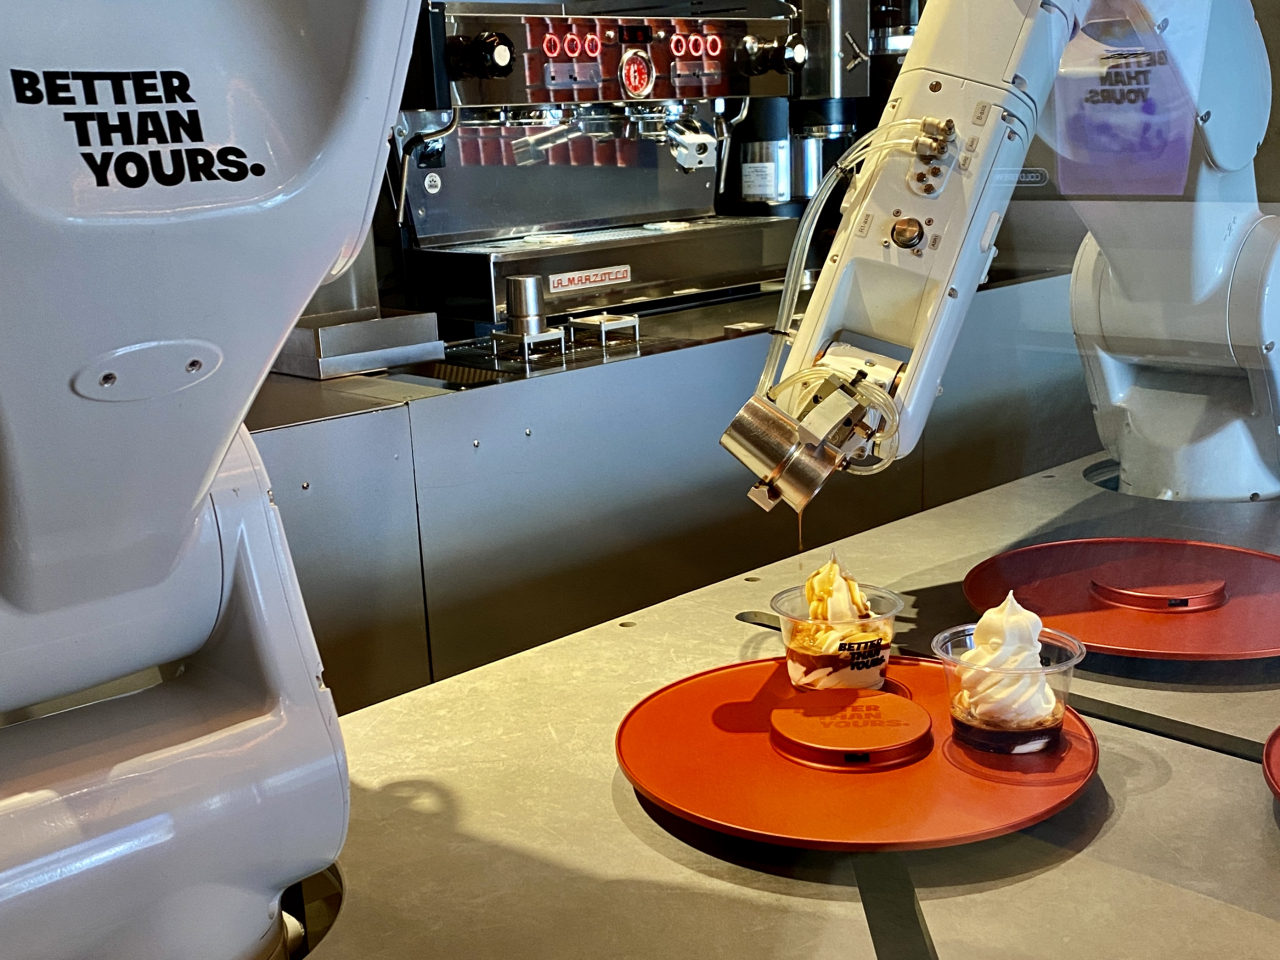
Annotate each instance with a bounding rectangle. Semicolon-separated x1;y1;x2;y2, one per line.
965;538;1280;660
1265;726;1280;801
616;657;1098;852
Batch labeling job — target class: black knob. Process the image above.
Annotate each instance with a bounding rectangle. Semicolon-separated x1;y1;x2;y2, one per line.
780;34;807;73
472;31;516;78
445;32;516;80
740;33;807;77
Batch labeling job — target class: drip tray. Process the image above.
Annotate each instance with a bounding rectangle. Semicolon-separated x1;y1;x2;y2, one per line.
416;334;694;382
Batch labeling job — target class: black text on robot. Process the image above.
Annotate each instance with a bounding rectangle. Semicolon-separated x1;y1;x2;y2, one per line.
9;69;268;188
1083;50;1170;106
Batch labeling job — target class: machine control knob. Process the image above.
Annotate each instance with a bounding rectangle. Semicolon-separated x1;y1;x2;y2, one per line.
781;34;808;73
891;218;925;249
473;32;515;77
446;31;516;80
740;33;807;76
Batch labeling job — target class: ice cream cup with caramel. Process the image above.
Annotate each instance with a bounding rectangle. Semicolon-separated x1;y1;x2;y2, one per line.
932;592;1086;754
771;555;904;692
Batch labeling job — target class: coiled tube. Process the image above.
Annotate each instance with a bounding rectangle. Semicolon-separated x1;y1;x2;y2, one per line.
843;378;900;475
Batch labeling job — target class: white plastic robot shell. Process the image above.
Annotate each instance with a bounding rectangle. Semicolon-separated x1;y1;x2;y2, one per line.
1044;0;1270;173
0;0;418;626
0;430;354;960
0;2;419;958
1061;1;1280;501
779;0;1085;461
1128;0;1271;171
1193;0;1272;172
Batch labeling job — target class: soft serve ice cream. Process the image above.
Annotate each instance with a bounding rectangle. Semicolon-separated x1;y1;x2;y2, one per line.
950;592;1064;753
781;553;894;691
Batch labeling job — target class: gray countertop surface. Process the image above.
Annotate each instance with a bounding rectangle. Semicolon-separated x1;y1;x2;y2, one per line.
316;454;1280;958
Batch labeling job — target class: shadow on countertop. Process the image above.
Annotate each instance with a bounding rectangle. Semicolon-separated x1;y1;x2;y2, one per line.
612;766;1113;904
327;778;874;960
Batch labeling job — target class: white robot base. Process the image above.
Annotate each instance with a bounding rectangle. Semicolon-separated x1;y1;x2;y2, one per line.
0;429;348;960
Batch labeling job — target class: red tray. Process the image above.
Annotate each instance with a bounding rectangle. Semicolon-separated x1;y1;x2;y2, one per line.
965;538;1280;660
616;657;1098;852
1265;727;1280;801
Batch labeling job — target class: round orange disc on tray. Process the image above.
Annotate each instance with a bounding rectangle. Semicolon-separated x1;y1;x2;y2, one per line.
768;684;933;771
615;657;1097;852
964;538;1280;660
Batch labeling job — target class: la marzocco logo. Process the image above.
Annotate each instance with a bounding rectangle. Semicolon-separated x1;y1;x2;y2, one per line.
548;265;631;292
9;68;268;189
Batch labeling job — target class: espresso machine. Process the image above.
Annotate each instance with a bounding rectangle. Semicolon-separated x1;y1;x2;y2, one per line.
382;1;916;364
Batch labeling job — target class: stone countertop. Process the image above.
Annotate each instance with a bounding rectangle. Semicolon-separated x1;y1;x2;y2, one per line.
315;454;1280;959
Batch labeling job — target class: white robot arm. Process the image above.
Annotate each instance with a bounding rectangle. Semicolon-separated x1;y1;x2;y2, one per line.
723;0;1092;512
722;0;1273;511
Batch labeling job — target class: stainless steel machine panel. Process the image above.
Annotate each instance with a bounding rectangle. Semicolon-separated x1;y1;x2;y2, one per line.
401;129;717;246
277;235;446;379
417;216;797;325
275;312;444;380
253;405;430;714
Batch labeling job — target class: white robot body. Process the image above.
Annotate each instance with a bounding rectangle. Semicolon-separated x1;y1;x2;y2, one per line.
723;0;1277;511
781;0;1083;459
0;1;418;956
1067;0;1278;500
0;431;348;960
722;0;1087;510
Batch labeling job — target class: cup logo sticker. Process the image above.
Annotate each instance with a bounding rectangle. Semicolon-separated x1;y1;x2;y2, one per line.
836;639;886;670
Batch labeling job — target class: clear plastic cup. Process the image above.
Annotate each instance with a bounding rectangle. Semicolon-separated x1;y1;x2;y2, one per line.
931;625;1086;754
770;584;905;691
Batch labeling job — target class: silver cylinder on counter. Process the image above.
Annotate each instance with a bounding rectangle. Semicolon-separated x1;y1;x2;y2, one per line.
740;140;792;203
791;137;824;200
505;275;547;336
799;0;871;101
